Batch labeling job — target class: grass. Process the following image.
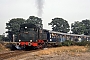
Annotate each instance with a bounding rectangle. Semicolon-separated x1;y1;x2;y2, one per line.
0;43;9;51
35;46;89;56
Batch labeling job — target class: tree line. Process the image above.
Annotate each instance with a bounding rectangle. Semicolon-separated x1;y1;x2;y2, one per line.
49;18;90;35
2;16;90;41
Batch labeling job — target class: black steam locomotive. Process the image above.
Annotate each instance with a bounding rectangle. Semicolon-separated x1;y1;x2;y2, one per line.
17;23;49;49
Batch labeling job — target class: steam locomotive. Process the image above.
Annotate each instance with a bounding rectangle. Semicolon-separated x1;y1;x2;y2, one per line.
17;23;49;49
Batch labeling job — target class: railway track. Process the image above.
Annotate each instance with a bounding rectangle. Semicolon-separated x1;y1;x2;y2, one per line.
0;50;40;60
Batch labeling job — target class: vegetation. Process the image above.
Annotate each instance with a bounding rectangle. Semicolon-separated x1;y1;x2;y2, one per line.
6;18;25;41
61;40;75;46
71;21;85;34
58;40;90;47
0;35;4;41
48;18;70;33
71;19;90;35
26;16;43;29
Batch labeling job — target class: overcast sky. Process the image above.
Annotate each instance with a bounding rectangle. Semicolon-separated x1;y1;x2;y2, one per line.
0;0;90;34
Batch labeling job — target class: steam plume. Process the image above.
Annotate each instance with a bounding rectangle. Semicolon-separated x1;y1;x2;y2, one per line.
35;0;44;17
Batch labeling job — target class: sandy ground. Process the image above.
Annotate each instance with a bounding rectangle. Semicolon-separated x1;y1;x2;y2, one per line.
5;46;90;60
6;51;90;60
35;52;90;60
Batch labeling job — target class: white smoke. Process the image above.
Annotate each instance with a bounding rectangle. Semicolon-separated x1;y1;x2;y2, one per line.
35;0;44;17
